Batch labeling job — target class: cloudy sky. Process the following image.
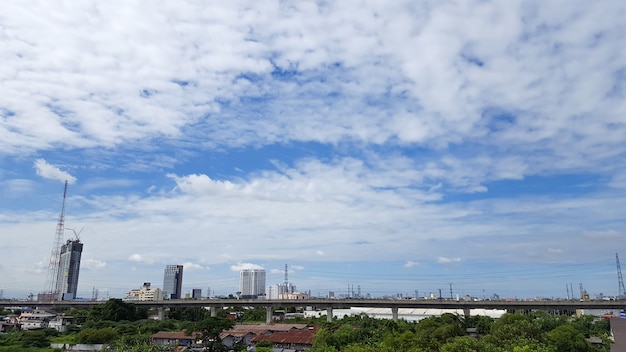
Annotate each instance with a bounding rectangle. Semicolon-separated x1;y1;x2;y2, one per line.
1;0;625;300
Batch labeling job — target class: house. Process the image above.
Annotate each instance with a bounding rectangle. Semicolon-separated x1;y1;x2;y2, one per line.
150;331;202;348
48;315;76;332
220;323;316;350
17;309;56;330
251;328;317;352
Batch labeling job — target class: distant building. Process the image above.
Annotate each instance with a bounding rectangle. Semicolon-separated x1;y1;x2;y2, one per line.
268;282;297;299
56;239;83;300
279;291;309;300
125;283;164;302
192;289;202;299
240;269;266;299
163;265;183;299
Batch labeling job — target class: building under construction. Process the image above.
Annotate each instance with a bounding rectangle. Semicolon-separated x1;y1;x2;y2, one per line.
38;181;83;301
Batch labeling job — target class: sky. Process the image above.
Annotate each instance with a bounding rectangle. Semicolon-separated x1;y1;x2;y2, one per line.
1;0;625;301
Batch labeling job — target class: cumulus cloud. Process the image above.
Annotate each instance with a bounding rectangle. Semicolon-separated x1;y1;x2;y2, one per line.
128;254;154;264
404;261;420;268
83;259;107;270
33;159;77;184
437;257;461;264
2;0;626;299
230;263;265;271
183;262;209;271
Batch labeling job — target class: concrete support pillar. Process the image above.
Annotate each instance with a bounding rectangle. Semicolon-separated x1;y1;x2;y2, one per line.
391;307;399;321
326;307;333;322
210;307;217;317
156;307;164;320
463;307;471;321
266;306;273;323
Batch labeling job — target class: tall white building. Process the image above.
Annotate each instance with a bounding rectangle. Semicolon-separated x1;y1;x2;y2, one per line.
239;269;266;299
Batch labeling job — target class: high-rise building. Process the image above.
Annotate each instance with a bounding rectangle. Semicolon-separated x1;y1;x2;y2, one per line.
163;265;183;299
239;269;266;299
192;289;202;299
55;239;83;300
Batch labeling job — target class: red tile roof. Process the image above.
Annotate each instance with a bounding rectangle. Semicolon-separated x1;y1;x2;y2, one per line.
251;329;316;345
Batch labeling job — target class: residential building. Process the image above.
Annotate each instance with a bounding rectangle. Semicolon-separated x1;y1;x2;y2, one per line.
220;323;315;350
268;282;297;299
150;331;201;348
239;269;266;299
163;265;183;299
55;239;83;300
125;282;164;302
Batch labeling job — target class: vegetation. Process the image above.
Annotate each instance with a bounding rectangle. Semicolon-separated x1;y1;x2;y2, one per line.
309;311;612;352
0;299;614;351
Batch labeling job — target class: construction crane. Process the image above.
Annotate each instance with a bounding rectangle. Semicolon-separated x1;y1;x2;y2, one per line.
617;253;626;298
41;181;68;301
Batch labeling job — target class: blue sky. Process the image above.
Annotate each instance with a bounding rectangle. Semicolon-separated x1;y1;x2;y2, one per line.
1;0;626;300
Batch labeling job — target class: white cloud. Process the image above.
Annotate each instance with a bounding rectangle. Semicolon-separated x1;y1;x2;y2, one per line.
437;257;461;264
183;262;209;271
33;159;77;184
230;263;265;272
128;254;153;264
403;261;420;268
83;259;107;270
0;0;625;299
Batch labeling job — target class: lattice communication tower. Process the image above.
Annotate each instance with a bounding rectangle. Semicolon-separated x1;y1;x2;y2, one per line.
41;181;68;301
617;253;626;297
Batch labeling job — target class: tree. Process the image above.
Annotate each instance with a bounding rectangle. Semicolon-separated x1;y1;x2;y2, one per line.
192;317;235;352
168;307;211;322
440;336;500;352
546;324;590;352
19;331;51;348
88;299;146;322
77;327;119;344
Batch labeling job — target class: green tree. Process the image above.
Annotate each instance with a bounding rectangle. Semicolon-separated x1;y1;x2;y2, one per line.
19;331;50;348
440;336;501;352
242;307;267;322
482;313;544;349
168;307;211;322
77;327;119;344
546;324;590;352
192;317;235;352
88;299;146;322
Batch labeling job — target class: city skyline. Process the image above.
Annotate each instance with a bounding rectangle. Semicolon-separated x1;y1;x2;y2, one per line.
1;1;626;300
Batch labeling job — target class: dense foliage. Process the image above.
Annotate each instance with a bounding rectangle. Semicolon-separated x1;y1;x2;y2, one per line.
0;300;613;351
309;311;611;352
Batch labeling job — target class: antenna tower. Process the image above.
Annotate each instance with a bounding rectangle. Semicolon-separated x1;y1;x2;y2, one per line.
284;264;289;286
42;181;68;301
617;253;626;297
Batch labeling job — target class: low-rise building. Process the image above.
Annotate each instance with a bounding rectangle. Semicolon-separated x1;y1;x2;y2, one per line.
17;309;56;330
251;327;316;352
150;331;202;348
220;323;315;350
125;282;164;302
